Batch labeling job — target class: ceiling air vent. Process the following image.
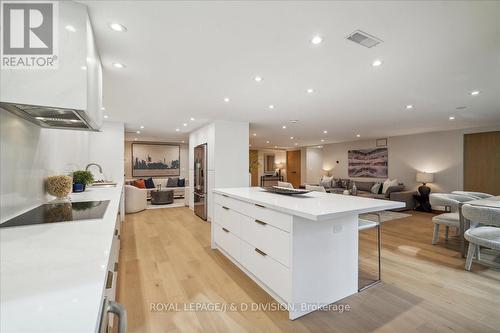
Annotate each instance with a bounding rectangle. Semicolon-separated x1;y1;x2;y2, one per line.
346;30;382;48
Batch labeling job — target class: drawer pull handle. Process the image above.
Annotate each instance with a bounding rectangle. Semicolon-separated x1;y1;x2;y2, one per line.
222;206;229;210
106;270;113;289
255;219;267;226
222;227;230;233
255;203;266;208
114;229;118;236
255;248;267;256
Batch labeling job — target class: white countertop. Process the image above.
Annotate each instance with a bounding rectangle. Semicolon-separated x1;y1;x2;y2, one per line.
213;187;405;221
0;183;123;333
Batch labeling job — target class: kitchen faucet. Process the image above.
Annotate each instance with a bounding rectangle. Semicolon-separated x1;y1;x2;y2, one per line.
85;163;103;173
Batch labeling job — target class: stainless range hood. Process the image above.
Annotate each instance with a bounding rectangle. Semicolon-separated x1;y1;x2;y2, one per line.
0;102;99;131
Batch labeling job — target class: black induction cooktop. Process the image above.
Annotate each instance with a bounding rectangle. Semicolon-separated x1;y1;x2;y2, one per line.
0;200;110;229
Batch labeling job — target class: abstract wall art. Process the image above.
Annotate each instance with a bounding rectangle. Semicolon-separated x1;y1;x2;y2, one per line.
348;148;388;178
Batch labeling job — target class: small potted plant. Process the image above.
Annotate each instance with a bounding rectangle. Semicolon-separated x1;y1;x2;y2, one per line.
72;170;94;192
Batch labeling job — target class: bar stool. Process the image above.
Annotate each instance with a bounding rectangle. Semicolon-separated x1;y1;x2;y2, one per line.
358;214;381;291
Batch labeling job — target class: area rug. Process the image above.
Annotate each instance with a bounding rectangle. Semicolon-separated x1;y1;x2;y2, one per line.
146;198;186;210
360;211;411;223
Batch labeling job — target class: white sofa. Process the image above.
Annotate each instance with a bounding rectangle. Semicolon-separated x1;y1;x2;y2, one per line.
125;185;147;214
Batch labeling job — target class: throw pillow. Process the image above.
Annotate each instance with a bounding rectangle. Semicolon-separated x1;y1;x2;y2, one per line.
144;177;155;189
382;179;398;194
177;177;185;187
371;183;381;194
167;177;178;187
133;179;146;189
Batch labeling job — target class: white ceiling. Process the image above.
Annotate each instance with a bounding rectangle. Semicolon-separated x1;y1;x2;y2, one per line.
83;1;500;148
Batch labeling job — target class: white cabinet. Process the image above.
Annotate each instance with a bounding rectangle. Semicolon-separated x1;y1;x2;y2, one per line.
212;193;292;305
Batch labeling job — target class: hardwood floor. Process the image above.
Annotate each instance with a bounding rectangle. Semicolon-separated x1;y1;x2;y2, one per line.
117;208;500;333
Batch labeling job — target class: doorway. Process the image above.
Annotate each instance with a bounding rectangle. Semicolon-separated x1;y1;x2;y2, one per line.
286;150;301;188
464;131;500;195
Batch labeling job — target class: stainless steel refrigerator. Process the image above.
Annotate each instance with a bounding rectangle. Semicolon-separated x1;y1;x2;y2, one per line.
194;143;207;220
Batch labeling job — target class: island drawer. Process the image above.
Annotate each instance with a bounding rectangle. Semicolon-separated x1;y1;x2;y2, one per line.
240;217;290;267
240;240;290;302
214;223;240;262
213;203;244;238
214;193;291;232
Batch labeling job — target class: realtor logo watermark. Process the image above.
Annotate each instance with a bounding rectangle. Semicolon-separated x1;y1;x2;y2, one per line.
1;1;58;69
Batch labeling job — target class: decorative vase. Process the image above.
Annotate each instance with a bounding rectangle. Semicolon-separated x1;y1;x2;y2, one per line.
351;183;357;196
72;183;86;192
46;175;73;201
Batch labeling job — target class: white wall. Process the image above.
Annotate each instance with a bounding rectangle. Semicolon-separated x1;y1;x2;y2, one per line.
189;120;249;221
306;147;324;184
124;141;188;180
306;126;500;193
0;109;124;222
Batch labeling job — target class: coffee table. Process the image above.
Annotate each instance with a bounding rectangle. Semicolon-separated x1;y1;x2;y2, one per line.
151;189;174;205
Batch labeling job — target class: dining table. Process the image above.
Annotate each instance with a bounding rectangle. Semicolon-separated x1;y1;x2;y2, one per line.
459;195;500;258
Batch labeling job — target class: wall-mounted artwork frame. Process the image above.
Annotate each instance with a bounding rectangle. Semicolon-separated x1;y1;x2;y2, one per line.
348;147;388;178
132;142;180;177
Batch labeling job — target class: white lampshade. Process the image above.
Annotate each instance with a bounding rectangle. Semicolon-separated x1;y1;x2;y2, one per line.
416;172;434;183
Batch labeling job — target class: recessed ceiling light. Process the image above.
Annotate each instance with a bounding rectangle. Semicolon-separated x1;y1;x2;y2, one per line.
252;133;257;136
372;59;383;67
65;25;76;32
181;140;185;143
290;136;294;140
470;90;480;96
140;125;144;129
175;128;180;132
101;107;106;111
323;130;328;134
81;66;87;70
321;139;325;142
254;76;263;82
274;146;278;148
307;88;314;94
406;105;413;110
295;143;299;146
134;138;138;141
190;117;195;121
109;23;127;32
183;123;187;127
266;141;270;144
136;130;141;134
282;125;286;129
456;106;467;110
311;35;323;45
103;115;109;119
112;62;125;69
268;105;274;109
291;119;298;123
356;134;361;138
449;116;455;120
223;97;230;102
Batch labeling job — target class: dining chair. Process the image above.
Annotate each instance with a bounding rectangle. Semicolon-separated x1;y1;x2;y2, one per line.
305;184;326;192
429;193;475;245
451;191;493;199
277;181;294;188
358;215;381;291
462;204;500;271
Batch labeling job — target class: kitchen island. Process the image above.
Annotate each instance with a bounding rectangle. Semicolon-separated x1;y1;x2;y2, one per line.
0;183;124;332
212;187;405;320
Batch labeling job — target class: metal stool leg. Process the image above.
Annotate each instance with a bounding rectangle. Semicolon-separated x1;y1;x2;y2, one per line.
358;213;382;292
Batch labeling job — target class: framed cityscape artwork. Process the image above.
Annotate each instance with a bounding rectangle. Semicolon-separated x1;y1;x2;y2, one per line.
132;142;180;177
